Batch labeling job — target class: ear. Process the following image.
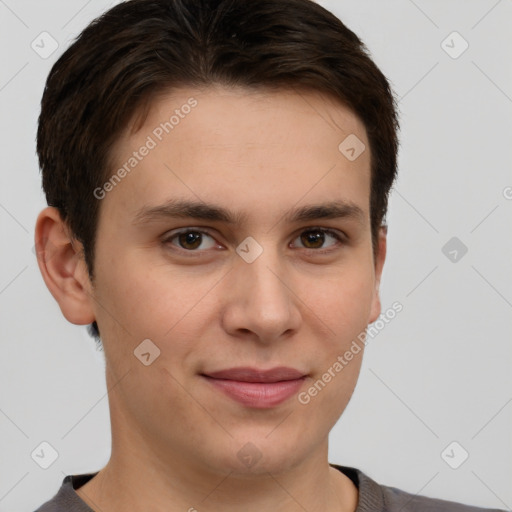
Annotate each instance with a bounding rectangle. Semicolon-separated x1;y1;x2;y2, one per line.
34;206;96;326
368;225;387;324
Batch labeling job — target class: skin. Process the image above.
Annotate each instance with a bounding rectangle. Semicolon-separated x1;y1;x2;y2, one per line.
35;85;386;512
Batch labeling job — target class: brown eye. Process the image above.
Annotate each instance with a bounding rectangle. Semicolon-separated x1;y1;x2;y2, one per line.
300;230;325;249
293;228;343;251
164;230;217;251
178;231;202;250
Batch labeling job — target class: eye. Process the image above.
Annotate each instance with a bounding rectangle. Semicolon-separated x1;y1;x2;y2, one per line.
163;229;219;251
291;227;345;251
162;226;345;255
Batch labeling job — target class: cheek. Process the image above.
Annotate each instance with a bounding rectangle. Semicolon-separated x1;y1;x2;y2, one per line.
97;254;211;338
93;255;228;385
297;343;364;440
302;262;374;412
312;266;376;335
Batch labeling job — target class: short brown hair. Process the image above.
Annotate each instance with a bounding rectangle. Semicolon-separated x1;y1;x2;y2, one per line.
37;0;400;342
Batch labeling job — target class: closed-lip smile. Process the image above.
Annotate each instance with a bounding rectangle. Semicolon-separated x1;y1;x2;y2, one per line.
202;366;308;408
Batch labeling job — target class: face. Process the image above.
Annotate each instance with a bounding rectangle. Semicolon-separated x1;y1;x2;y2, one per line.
79;85;385;475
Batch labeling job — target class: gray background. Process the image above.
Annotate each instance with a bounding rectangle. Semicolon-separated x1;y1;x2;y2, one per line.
0;0;511;510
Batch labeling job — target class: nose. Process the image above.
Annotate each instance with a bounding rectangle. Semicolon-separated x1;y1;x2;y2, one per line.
220;244;301;344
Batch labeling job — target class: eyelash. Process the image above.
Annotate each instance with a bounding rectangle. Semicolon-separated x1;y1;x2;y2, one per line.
162;227;346;255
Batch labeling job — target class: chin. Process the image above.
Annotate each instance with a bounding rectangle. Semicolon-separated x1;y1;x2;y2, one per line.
202;428;312;477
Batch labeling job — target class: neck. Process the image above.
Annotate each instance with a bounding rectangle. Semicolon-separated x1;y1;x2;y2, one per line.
76;431;358;512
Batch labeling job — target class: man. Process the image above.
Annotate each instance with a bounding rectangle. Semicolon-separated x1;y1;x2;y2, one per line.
33;0;505;510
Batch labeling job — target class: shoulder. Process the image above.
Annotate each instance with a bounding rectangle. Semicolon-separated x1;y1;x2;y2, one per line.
330;464;506;512
380;483;505;512
33;473;97;512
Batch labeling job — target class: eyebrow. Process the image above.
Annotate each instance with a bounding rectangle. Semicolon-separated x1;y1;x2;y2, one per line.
132;198;366;227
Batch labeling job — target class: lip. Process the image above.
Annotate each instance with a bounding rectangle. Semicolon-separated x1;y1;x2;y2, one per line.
202;366;307;408
205;366;306;382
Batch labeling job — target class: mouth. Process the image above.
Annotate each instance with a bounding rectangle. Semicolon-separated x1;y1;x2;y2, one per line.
201;366;308;408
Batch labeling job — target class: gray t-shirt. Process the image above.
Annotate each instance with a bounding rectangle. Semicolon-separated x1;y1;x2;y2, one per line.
33;464;506;511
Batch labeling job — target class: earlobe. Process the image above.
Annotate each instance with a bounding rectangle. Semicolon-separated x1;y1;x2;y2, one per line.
368;226;387;324
34;206;96;326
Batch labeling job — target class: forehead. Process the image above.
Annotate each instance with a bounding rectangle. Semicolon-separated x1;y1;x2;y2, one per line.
101;85;371;228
